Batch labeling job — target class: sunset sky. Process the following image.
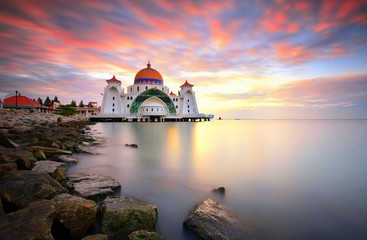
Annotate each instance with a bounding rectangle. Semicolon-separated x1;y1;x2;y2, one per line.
1;0;367;119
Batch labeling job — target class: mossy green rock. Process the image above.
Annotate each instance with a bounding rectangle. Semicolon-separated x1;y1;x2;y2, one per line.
100;196;157;240
0;200;56;240
0;171;67;209
52;193;97;238
128;230;164;240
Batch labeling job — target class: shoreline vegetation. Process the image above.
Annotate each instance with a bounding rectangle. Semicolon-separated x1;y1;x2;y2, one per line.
0;109;266;240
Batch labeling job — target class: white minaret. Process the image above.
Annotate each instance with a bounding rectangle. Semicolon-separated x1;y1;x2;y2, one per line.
179;80;199;116
100;75;125;115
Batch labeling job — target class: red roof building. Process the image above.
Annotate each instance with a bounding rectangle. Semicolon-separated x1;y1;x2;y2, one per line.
106;75;121;84
180;80;194;88
4;95;42;109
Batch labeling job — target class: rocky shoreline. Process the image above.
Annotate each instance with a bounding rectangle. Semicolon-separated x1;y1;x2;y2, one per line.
0;109;267;240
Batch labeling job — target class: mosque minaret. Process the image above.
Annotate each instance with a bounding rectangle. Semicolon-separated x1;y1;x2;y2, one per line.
92;62;211;122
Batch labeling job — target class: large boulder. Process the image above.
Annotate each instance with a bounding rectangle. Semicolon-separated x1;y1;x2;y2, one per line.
52;193;97;239
32;160;68;182
100;196;157;240
0;132;19;148
0;148;36;170
0;171;68;210
68;172;121;202
184;198;254;240
52;154;78;165
31;146;72;158
0;162;17;177
128;230;164;240
0;200;56;240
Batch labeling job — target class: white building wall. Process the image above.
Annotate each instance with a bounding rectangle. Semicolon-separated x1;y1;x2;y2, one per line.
100;83;124;115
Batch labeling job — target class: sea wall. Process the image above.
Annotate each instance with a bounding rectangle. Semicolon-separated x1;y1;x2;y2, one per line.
0;109;162;239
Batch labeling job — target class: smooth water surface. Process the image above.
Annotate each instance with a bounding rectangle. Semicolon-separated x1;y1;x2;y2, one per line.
71;120;367;240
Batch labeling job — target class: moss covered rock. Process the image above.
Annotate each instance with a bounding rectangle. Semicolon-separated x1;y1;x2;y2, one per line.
100;196;157;240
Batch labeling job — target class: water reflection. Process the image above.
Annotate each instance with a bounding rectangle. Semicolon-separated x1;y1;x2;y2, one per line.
71;120;367;240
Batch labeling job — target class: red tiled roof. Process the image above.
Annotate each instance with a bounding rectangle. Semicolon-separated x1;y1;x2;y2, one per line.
106;75;121;83
4;95;42;107
180;80;194;88
169;91;177;96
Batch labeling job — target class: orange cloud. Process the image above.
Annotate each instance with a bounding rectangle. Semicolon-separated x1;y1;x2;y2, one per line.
273;42;315;64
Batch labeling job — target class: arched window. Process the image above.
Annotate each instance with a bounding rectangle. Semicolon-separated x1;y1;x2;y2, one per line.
127;104;130;108
188;105;189;108
112;97;115;100
146;86;148;90
187;99;189;102
176;105;178;109
112;103;115;107
113;108;115;112
188;109;190;113
137;86;140;92
131;96;133;100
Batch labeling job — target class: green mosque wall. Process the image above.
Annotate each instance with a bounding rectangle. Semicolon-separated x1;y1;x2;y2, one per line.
130;88;176;114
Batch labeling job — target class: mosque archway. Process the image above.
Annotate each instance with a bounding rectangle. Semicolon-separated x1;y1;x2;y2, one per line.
130;88;176;114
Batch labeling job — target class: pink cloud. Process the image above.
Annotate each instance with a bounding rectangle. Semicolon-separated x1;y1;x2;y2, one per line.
273;42;315;64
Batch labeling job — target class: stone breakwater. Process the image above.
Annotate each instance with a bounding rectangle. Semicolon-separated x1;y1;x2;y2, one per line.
0;109;163;240
0;109;270;240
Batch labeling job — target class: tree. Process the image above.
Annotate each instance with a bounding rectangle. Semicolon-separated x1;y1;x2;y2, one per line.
53;96;59;103
70;100;76;107
79;100;84;107
37;97;43;105
44;96;52;106
58;105;79;116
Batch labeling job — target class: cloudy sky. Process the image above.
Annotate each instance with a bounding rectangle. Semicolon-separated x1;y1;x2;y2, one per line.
1;0;367;119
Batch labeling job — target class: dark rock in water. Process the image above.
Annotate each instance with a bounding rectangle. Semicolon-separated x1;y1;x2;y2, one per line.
75;145;95;154
82;234;108;240
0;200;56;240
0;132;19;148
68;172;121;202
51;193;97;239
32;160;68;182
100;196;157;240
184;198;254;240
125;143;138;148
211;187;225;194
52;154;78;166
0;162;17;177
0;171;68;210
128;230;164;240
31;146;72;158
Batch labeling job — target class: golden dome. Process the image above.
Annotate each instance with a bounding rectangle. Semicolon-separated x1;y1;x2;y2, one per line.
134;61;163;85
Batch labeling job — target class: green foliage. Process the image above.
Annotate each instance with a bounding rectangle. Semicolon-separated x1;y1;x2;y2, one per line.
79;100;84;107
70;100;77;107
58;105;79;116
37;97;43;105
44;96;52;106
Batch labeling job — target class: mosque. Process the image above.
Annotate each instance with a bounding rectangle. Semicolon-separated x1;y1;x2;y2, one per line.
90;62;212;122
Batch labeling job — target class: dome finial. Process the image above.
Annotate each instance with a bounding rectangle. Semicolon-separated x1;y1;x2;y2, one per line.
147;60;151;68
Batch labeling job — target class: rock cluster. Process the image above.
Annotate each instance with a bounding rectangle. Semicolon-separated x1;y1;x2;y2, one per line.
0;109;163;240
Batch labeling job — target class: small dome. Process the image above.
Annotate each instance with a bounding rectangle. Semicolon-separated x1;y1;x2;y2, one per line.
134;61;163;85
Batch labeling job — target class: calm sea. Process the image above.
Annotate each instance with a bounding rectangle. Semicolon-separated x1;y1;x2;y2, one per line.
70;120;367;240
